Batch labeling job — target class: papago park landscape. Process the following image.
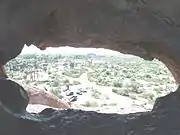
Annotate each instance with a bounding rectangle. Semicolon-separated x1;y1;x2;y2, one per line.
5;45;177;114
2;0;180;134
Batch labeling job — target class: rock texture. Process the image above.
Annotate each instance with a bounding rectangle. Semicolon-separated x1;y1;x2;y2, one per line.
0;79;29;113
1;79;180;135
1;0;180;134
26;87;70;109
1;0;180;82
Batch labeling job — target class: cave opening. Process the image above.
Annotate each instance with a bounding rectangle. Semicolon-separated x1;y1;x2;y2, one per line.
4;45;178;114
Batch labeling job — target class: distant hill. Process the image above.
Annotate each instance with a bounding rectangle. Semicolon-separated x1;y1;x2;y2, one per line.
21;45;136;58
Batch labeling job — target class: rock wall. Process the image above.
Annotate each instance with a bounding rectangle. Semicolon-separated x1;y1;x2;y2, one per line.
1;0;180;134
1;0;180;83
1;79;180;135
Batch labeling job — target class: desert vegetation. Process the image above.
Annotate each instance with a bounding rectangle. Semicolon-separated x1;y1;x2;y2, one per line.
4;46;177;113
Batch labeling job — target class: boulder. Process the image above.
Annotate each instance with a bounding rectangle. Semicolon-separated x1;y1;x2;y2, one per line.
26;87;70;109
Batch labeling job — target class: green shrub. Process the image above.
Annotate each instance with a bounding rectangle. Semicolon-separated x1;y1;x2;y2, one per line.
113;82;123;88
112;88;130;96
62;69;83;78
129;94;137;100
91;90;101;99
141;91;156;102
72;80;81;85
82;101;99;107
50;88;63;99
52;80;59;87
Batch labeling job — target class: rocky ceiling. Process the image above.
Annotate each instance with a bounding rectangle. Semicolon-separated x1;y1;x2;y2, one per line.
0;0;180;83
1;0;180;134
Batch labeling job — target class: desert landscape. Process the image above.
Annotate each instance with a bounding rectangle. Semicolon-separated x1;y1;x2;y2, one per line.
5;45;177;114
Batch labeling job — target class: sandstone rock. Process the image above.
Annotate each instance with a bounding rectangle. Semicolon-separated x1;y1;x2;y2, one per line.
26;87;70;109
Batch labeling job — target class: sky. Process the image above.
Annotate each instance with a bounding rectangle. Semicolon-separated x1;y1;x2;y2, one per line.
20;45;136;57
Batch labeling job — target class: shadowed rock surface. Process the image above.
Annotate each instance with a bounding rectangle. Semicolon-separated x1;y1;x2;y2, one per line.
1;79;180;135
1;0;180;134
1;0;180;82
